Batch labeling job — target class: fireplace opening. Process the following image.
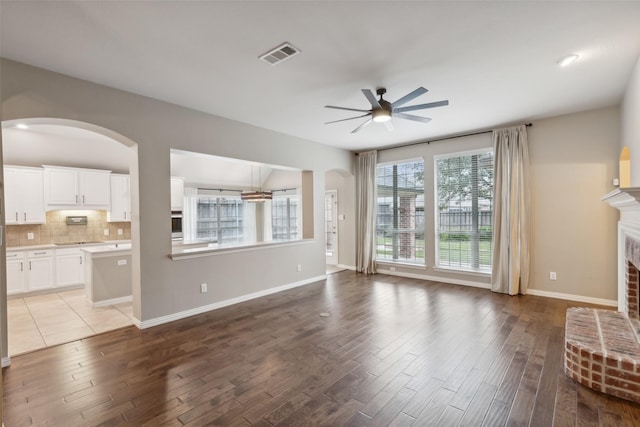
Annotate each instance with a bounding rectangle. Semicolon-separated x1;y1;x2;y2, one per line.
626;260;639;319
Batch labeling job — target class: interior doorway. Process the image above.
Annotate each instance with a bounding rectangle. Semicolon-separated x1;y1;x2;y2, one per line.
325;190;338;265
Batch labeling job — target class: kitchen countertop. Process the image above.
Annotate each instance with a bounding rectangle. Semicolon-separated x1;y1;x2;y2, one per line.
82;243;132;254
7;240;131;252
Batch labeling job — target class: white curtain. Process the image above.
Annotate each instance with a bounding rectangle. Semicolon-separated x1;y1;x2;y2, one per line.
491;125;530;295
183;186;198;241
356;150;377;274
242;201;256;244
263;200;273;242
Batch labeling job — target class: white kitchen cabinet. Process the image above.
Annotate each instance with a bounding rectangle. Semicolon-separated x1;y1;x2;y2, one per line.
4;166;46;225
55;248;85;287
108;174;131;222
44;166;111;210
171;177;184;211
26;249;55;291
6;252;26;295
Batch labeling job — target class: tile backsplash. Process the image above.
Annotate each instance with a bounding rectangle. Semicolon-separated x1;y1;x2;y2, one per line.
6;210;131;247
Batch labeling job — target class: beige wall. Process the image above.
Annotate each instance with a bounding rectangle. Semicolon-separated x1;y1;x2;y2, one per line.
0;59;352;345
623;56;640;186
528;107;620;300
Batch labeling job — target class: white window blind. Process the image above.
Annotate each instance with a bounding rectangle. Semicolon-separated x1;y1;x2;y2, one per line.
435;150;493;271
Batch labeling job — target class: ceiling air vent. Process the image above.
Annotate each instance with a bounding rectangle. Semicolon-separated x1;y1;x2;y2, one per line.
259;42;300;65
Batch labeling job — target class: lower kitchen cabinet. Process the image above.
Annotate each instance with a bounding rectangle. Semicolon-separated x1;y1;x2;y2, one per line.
6;252;26;295
6;249;55;294
55;248;85;286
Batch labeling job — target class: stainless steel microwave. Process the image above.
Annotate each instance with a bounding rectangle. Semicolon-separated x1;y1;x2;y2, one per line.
171;211;183;240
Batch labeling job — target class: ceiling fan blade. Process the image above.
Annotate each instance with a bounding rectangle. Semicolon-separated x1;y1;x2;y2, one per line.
384;120;394;132
395;100;449;113
325;105;371;113
325;113;371;124
391;87;428;108
361;89;381;109
394;113;432;123
351;118;373;134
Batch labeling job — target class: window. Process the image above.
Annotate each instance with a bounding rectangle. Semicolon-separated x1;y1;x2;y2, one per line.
196;195;254;244
270;193;300;241
376;160;425;264
435;149;493;271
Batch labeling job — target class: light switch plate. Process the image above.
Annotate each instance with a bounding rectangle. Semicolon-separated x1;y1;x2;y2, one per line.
117;259;127;266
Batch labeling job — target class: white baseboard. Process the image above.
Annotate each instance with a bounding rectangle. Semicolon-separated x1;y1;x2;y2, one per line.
92;295;133;308
337;264;356;271
2;356;11;367
137;275;326;329
525;288;617;307
376;268;491;290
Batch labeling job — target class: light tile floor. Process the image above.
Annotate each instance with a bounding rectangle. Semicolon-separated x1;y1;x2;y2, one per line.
7;289;134;355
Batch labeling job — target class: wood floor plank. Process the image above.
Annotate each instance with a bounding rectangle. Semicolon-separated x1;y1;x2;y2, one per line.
3;271;640;426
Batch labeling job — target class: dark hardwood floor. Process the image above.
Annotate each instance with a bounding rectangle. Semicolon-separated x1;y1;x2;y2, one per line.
3;271;640;426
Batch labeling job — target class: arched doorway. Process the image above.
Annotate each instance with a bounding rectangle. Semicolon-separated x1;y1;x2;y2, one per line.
1;118;140;360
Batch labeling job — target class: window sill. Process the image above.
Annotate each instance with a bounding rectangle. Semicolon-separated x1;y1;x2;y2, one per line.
432;266;491;278
376;260;426;270
170;238;314;260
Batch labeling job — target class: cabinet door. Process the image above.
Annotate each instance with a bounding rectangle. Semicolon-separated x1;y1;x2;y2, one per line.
6;258;26;295
45;168;79;206
108;174;130;222
27;257;54;291
171;178;184;211
80;170;111;207
3;167;21;225
56;254;84;286
21;168;46;224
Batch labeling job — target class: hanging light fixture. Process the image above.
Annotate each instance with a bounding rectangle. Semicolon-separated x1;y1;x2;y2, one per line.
241;165;273;202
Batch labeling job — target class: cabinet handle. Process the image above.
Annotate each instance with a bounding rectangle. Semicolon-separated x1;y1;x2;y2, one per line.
33;251;46;255
124;212;127;219
29;261;32;270
76;195;78;203
80;256;83;265
15;212;18;221
20;262;23;272
24;212;27;221
83;195;85;203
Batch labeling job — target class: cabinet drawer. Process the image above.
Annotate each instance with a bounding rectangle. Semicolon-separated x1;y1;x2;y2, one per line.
55;248;84;256
6;251;25;259
27;249;54;258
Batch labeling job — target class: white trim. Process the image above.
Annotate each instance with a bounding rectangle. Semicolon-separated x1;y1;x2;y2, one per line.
432;266;491;278
92;295;133;308
337;264;356;271
376;268;491;289
136;275;326;329
2;356;11;367
376;260;426;270
526;288;617;307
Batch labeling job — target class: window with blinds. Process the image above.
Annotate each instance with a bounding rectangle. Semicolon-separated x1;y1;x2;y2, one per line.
271;194;300;241
196;196;248;244
376;159;425;264
435;149;493;271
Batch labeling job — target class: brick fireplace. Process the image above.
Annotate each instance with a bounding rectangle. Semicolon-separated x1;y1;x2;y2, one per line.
563;188;640;403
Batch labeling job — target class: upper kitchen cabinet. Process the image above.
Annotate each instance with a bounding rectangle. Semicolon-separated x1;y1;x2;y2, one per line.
4;166;46;225
108;174;131;222
171;177;184;211
44;166;111;210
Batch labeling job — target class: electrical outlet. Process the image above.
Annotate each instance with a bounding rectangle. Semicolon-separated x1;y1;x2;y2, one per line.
117;228;124;236
104;229;110;236
27;232;34;240
117;259;127;266
297;264;302;272
200;283;207;293
550;272;557;280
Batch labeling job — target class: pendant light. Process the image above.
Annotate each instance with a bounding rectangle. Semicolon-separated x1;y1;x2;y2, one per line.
241;165;272;202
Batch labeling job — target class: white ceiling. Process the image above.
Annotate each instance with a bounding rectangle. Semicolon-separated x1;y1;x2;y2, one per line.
2;1;640;152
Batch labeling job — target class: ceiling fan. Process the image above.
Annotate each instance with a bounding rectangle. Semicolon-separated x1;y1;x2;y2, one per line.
325;87;449;134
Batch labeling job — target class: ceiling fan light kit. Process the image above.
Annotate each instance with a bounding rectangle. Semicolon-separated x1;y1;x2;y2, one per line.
325;86;449;133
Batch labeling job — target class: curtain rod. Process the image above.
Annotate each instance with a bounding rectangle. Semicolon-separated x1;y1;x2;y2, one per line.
357;123;532;154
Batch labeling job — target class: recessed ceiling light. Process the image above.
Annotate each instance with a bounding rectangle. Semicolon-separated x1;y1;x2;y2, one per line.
557;54;579;67
15;123;29;130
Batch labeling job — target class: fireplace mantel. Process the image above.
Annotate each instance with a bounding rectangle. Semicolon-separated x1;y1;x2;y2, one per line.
602;187;640;213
